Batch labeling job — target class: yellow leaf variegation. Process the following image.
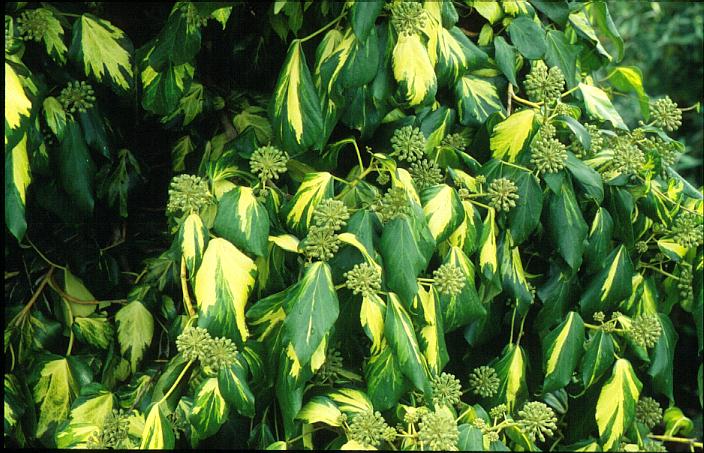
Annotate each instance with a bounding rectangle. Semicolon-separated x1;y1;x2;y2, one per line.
269;234;301;253
420;184;465;243
296;396;343;427
5;133;31;241
490;109;536;162
479;208;499;280
195;238;257;344
115;299;154;373
596;359;642;450
5;63;32;132
491;344;527;412
360;293;387;355
140;402;175;449
284;172;335;236
327;388;373;415
417;286;448;375
392;33;437;106
33;357;79;441
392;168;421;204
178;213;208;277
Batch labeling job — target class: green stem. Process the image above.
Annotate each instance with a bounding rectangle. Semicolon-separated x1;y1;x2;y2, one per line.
296;11;346;44
638;263;682;280
468;200;492;210
10;267;55;328
510;93;541;109
25;238;68;271
560;86;579;98
332;175;351;185
509;306;517;345
679;102;700;112
181;257;196;317
286;426;330;445
648;434;703;448
66;329;75;356
159;359;194;404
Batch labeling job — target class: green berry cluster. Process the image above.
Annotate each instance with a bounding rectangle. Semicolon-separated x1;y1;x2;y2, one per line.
16;8;52;42
524;61;565;104
518;401;558;442
418;407;460;451
430;372;462;407
628;313;662;349
677;262;694;302
348;410;393;447
635;396;663;429
642;440;668;452
573;123;605;159
611;136;645;175
650;96;682;132
166;174;214;214
303;225;340;261
433;263;466;296
59;81;97;113
490;404;508;420
531;124;567;174
376;171;390;186
487;178;520;212
671;212;703;249
390;1;427;37
86;409;131;449
635;241;649;254
344;262;382;297
391;125;426;162
250;145;288;183
410;159;444;190
469;365;500;398
312;199;349;231
377;186;411;222
440;133;468;151
176;327;238;371
314;347;344;385
644;136;679;170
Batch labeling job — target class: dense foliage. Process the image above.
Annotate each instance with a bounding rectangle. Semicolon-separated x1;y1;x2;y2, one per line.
4;1;703;450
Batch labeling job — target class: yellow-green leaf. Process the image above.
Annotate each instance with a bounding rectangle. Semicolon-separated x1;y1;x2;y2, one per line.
479;208;499;280
439;246;484;332
596;359;642;451
417;286;449;375
269;234;301;253
5;133;31;241
140;402;175;449
190;377;229;440
32;357;80;441
213;186;270;257
195;238;257;344
420;184;465;243
490;344;527;412
360;293;386;355
327;388;373;415
490;109;536;162
63;269;98;318
578;82;628;130
178;213;208;277
296;396;343;427
43;97;67;141
392;33;437;106
115;300;154;373
284;172;334;236
455;75;505;126
5;62;32;131
542;312;585;393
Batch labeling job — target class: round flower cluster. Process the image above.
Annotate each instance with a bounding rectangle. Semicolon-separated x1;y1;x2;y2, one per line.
433;264;466;296
315;347;344;384
611;136;645;175
410;159;444;190
635;241;649;254
490;404;508;420
635;396;663;429
676;262;693;302
348;410;392;448
87;409;131;449
518;401;558;442
176;326;213;362
487;178;520;212
344;262;382;298
59;81;97;114
376;171;390;186
573;123;605;159
440;133;468;151
250;145;288;182
303;225;340;261
166;174;214;214
469;365;500;398
627;313;662;349
643;136;679;169
390;1;427;37
524;61;565;104
642;440;668;452
404;406;429;424
313;199;349;231
418;408;460;451
671;212;703;249
650;96;682;132
531;125;567;174
202;337;238;372
377;186;411;222
391;125;426;162
430;372;462;407
17;8;52;42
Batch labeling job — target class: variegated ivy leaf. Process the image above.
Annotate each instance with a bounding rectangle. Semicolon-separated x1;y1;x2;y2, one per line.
489;344;528;412
271;40;324;154
5;133;31;242
115;298;154;373
56;383;115;448
392;33;437;106
283;172;334;236
296;396;343;427
578;82;628;130
213;186;270;257
72;316;114;349
490;109;537;162
439;246;485;332
596;359;642;451
579;245;634;315
360;293;386;356
62;269;98;318
542;312;586;393
416;286;449;376
190;378;229;441
498;231;533;311
33;8;68;63
140;44;194;115
365;345;407;412
5;62;32;132
478;208;499;281
420;184;465;243
149;4;202;70
326;388;373;416
455;74;505;126
43;97;68;140
195;238;257;344
140;402;175;449
580;329;616;391
218;354;255;417
178;213;209;276
69;14;134;92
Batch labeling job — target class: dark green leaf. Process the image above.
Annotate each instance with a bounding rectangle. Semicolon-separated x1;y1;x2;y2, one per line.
508;16;547;60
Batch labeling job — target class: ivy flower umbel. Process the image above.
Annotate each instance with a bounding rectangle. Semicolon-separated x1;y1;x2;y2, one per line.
313;199;349;232
627;313;662;349
433;264;466;296
650;96;682;132
303;225;340;261
378;186;411;222
635;397;663;429
16;8;53;42
86;409;131;449
59;81;97;113
487;178;519;212
344;263;382;297
410;159;444;190
348;410;391;448
176;327;213;362
524;61;565;104
418;408;460;451
202;337;238;371
490;404;508;420
430;372;462;407
531;127;567;174
391;125;426;162
573;123;605;159
612;137;645;175
518;401;558;442
390;1;427;37
440;133;468;150
314;347;344;384
677;262;694;302
167;174;214;214
250;145;288;182
469;366;500;398
643;136;679;169
671;212;704;249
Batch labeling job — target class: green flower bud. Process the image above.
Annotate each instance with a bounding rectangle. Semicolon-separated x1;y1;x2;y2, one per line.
59;81;96;113
167;174;214;214
487;178;520;212
612;137;645;175
418;407;460;451
344;262;382;298
378;186;411;222
469;366;500;398
671;212;703;249
650;96;682;132
390;125;426;162
390;1;427;37
410;159;444;190
314;347;344;384
676;262;693;302
313;198;349;232
202;336;238;372
472;417;487;430
635;396;663;429
433;264;466;296
485;430;500;443
17;8;53;42
628;313;662;349
643;440;668;452
89;409;130;449
376;171;390;186
635;241;649;254
517;401;558;443
250;145;288;182
490;404;508;420
430;372;462;408
524;61;565;104
440;133;468;151
593;311;606;323
643;136;679;169
303;225;340;261
348;410;391;448
574;124;605;159
176;326;213;362
531;130;567;175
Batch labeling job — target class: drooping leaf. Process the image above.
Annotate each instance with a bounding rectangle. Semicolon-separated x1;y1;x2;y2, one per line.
213;186;270;257
579;245;634;315
583;207;614;274
140;402;175;449
489;344;528;412
140;58;194;115
350;0;384;42
5;133;31;241
578;82;628;130
360;293;386;355
115;299;154;373
439;246;485;332
544;29;580;88
494;36;518;86
392;33;437;106
58;121;96;216
284;172;335;236
580;329;616;391
607;66;649;119
416;286;449;375
595;359;642;451
365;346;407;411
178;213;209;277
546;178;588;271
648;313;678;403
190;377;229;440
5;62;32;132
543;312;586;393
149;5;202;69
490;109;536;163
508;16;547;60
420;184;465;243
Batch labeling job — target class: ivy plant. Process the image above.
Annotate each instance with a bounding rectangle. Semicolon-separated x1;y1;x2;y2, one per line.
4;1;703;451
